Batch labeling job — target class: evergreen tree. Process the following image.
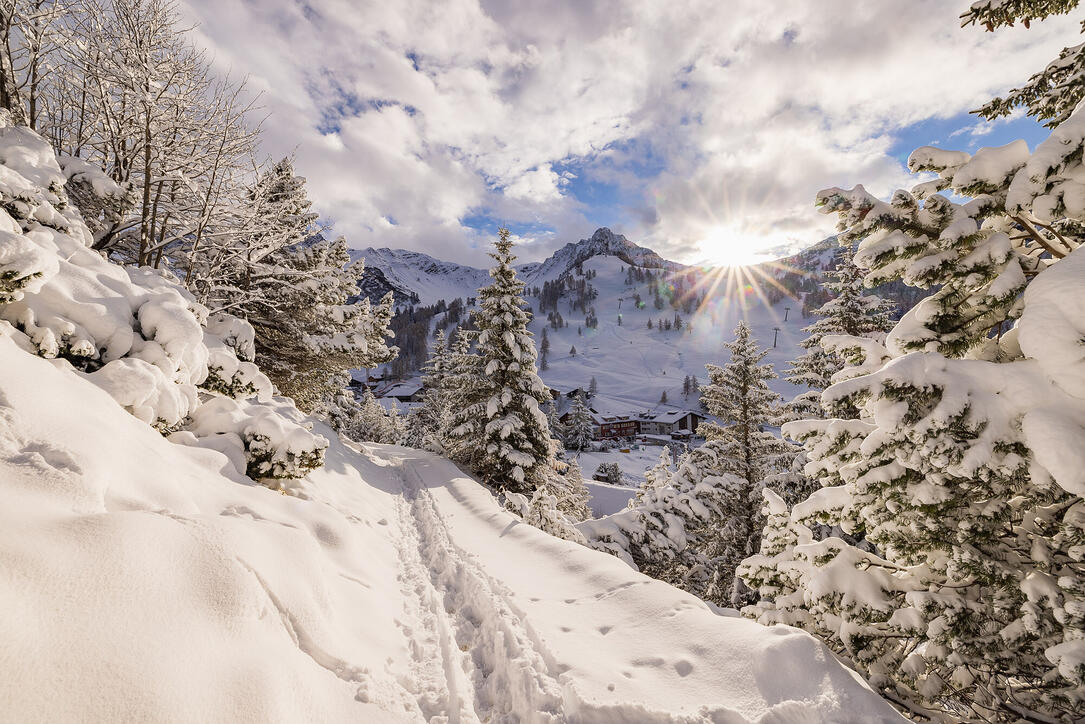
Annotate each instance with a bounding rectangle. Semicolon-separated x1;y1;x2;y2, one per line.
407;330;451;450
569;345;577;356
700;322;794;485
205;161;398;411
564;392;595;451
588;376;598;397
691;321;796;604
446;229;553;494
546;402;565;442
785;245;894;418
742;77;1085;716
632;446;672;507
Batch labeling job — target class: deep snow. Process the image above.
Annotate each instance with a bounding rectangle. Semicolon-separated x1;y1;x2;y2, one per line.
0;333;902;722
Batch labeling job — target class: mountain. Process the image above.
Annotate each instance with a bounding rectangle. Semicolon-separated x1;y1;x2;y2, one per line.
352;228;684;306
351;247;492;306
521;227;685;285
356;228;919;414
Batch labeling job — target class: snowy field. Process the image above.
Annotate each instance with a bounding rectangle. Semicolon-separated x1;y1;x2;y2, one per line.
0;333;901;722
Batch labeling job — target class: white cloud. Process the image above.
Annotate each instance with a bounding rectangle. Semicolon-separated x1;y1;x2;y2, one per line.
180;0;1079;265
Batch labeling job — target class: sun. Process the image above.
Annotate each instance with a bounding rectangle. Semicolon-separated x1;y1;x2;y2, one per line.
697;225;774;268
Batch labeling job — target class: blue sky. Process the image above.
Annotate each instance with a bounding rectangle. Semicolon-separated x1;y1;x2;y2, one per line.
181;0;1080;267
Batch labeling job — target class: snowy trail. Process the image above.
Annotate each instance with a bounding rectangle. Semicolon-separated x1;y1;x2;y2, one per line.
369;444;903;723
390;453;566;722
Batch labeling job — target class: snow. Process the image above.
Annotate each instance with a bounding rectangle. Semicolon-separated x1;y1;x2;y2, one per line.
1019;246;1085;399
583;479;638;516
0;332;901;722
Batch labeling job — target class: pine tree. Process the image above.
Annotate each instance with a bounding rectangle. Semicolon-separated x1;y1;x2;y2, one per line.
446;229;553;494
700;322;794;485
564;392;595;451
546;402;565;442
588;376;598;397
569;345;577;356
553;458;592;522
659;390;668;404
742;90;1085;717
691;321;797;604
202;160;398;411
632;446;672;507
408;329;452;450
785;245;894;418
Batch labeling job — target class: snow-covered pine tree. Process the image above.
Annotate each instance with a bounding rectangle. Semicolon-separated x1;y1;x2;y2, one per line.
564;392;595;451
255;235;397;411
198;159;397;412
965;0;1085;128
691;321;797;605
785;244;895;418
700;322;795;484
580;444;749;601
742;93;1085;719
557;458;592;522
588;376;598;397
407;329;451;450
631;446;673;507
546;402;565;442
446;228;553;494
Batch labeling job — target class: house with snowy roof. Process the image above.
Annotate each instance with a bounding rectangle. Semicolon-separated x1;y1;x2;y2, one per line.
379;380;424;402
637;409;706;436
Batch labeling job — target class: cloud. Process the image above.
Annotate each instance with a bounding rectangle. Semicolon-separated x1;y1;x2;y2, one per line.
179;0;1079;265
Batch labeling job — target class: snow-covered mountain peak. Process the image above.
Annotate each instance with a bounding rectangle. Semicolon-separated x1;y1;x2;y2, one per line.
522;227;683;285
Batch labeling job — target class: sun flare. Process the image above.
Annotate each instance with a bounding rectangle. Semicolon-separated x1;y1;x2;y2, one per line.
696;225;775;268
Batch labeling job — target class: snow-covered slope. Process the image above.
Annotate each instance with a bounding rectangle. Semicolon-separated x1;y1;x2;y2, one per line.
521;227;684;285
532;254;809;408
0;333;901;722
355;247;494;306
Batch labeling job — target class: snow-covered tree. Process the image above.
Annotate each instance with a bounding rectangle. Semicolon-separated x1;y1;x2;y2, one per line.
580;444;749;602
632;446;672;507
588;376;598;397
180;158;399;412
685;322;798;604
700;322;795;485
593;462;622;484
446;229;553;494
564;392;595;451
964;0;1085;128
742;96;1085;719
546;402;565;442
407;329;452;450
785;245;894;418
557;459;592;522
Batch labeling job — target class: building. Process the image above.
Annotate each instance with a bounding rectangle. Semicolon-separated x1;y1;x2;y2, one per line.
597;416;638;439
638;409;705;436
379;380;424;403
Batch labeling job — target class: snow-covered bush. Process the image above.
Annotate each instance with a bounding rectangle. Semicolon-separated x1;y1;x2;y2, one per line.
593;462;622;484
0;119;326;482
183;396;328;481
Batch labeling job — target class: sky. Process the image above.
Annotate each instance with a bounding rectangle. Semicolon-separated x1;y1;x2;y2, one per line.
179;0;1077;268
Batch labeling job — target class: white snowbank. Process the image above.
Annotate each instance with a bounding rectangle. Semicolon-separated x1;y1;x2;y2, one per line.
0;333;900;722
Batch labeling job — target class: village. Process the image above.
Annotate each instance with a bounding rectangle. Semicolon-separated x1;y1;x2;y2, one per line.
354;373;707;443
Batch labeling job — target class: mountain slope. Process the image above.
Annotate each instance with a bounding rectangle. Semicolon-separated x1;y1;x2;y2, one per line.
521;226;685;285
0;332;902;722
353;247;493;306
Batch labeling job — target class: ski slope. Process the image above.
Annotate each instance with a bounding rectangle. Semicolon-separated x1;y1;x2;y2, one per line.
533;254;809;410
0;333;902;722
